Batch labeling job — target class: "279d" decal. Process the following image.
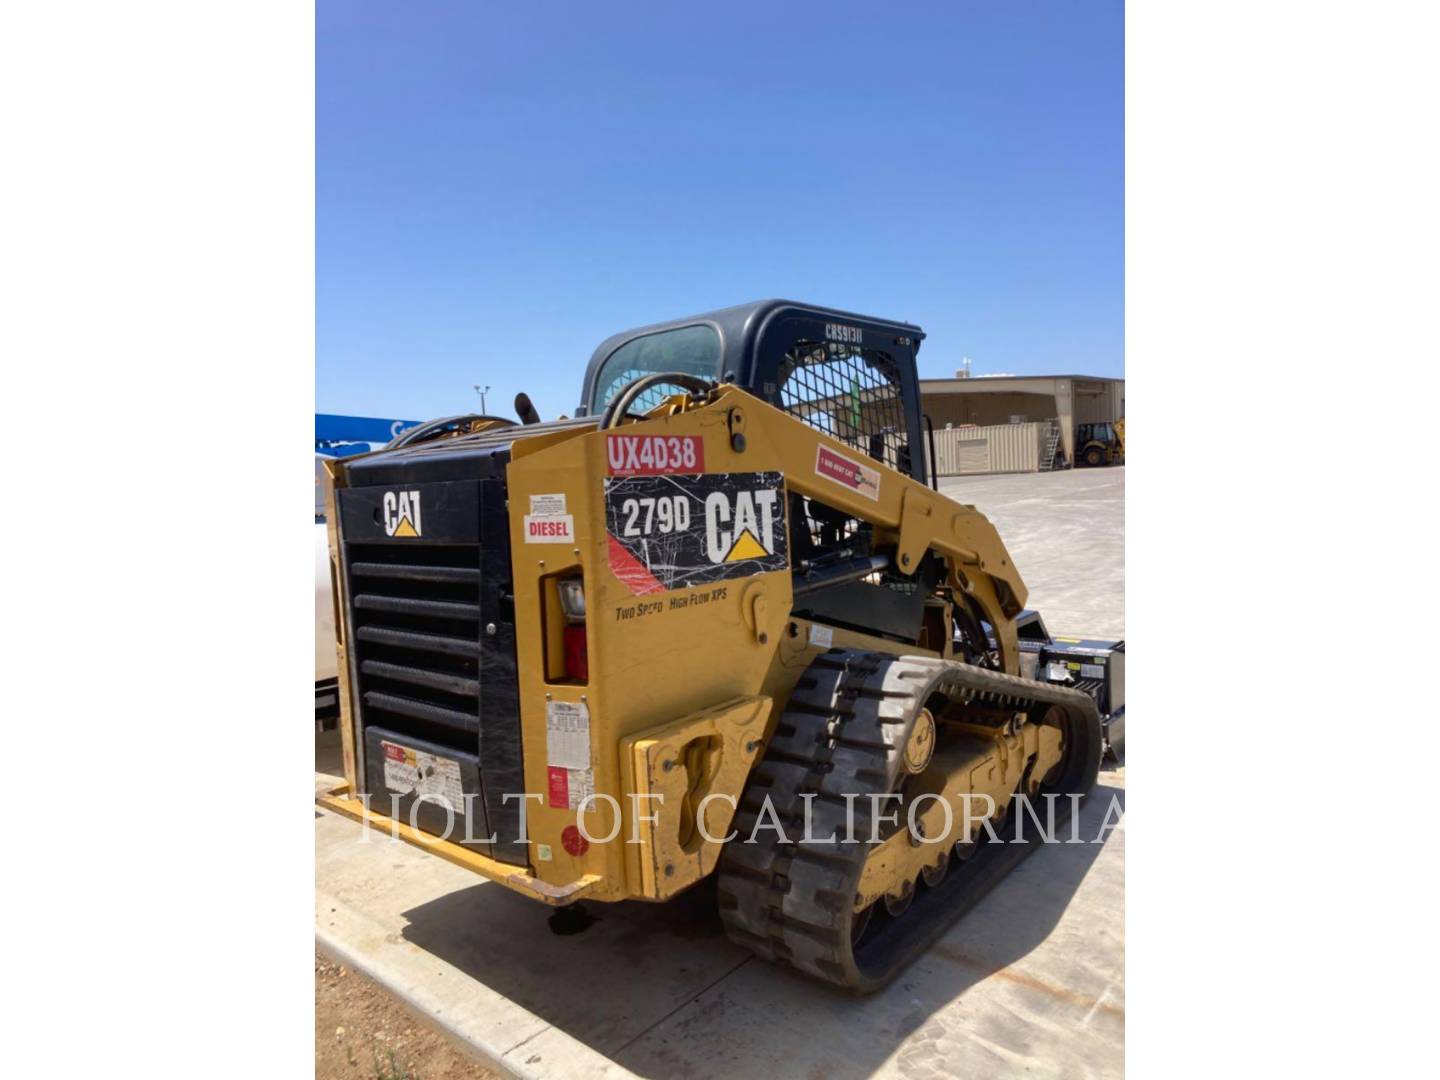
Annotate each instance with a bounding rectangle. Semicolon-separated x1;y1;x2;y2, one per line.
604;472;787;595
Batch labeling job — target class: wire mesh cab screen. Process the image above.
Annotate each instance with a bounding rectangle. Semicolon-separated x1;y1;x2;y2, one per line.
776;341;909;472
777;339;933;642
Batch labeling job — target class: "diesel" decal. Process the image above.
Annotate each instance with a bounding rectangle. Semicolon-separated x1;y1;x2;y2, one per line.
523;514;575;543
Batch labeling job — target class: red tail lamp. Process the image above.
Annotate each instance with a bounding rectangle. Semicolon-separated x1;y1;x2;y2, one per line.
558;578;587;681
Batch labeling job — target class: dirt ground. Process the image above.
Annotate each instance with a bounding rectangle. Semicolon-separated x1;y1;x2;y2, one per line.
316;950;498;1079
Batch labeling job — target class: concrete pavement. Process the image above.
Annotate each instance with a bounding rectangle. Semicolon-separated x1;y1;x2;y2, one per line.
939;467;1124;641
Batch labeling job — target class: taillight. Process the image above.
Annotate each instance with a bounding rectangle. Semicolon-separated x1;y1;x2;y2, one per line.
557;578;586;620
563;623;588;681
559;577;587;680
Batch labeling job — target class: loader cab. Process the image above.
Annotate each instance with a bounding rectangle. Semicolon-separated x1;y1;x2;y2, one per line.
1075;421;1123;467
578;299;931;487
580;300;940;645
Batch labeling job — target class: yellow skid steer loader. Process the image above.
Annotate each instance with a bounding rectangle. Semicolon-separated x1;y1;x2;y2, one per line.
318;300;1109;991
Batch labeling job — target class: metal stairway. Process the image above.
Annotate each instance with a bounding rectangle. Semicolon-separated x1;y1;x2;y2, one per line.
1039;419;1063;471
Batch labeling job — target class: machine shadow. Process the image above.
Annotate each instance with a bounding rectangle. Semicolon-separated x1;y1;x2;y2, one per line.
400;777;1123;1078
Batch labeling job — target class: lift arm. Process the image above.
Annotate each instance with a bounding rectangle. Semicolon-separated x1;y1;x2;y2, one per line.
681;389;1030;673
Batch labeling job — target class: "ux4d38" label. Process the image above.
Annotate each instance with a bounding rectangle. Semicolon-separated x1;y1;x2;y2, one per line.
606;434;704;476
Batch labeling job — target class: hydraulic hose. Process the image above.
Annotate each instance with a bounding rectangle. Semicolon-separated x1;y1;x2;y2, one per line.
599;372;717;430
791;554;891;596
386;414;514;449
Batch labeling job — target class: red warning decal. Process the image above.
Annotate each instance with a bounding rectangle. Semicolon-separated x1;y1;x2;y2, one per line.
815;444;881;501
561;824;589;857
546;766;569;809
606;434;704;476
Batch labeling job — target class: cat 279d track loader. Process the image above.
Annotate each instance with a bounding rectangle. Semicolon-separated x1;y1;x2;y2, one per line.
318;300;1117;992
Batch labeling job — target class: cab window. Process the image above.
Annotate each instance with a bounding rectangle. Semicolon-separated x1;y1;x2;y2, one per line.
593;325;722;413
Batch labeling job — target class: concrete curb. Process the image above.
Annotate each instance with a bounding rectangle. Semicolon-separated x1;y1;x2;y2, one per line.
316;892;638;1080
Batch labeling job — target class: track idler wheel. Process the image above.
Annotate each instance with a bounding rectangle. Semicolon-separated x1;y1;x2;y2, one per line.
902;707;936;774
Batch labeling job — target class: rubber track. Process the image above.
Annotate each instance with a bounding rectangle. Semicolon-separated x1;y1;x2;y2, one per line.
716;648;1103;993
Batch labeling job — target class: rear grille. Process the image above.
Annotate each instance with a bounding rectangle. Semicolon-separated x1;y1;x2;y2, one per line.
348;562;481;584
335;470;526;866
359;660;479;698
345;542;483;751
354;625;479;657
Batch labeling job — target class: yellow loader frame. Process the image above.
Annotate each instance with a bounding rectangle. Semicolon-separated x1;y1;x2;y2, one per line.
319;387;1028;907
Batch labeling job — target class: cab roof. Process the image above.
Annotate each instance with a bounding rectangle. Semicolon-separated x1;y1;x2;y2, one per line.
577;299;925;415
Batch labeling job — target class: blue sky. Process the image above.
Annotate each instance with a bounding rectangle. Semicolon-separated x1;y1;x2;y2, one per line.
318;1;1123;424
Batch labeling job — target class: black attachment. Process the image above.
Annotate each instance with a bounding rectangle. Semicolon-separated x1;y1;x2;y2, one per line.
515;392;541;425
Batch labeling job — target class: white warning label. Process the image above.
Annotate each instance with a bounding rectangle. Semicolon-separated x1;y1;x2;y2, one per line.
380;741;464;807
808;624;834;649
546;700;591;769
546;764;594;810
566;767;594;810
529;492;567;517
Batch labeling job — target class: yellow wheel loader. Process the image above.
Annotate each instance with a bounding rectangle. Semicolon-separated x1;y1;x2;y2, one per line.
319;300;1109;992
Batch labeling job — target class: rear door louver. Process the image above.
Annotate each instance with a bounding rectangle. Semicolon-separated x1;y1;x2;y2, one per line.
346;542;485;745
335;473;528;866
